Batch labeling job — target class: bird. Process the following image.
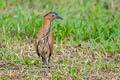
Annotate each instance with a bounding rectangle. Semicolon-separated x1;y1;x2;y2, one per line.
35;12;63;72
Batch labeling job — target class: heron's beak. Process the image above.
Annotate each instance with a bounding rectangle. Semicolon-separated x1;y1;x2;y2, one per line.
56;15;63;20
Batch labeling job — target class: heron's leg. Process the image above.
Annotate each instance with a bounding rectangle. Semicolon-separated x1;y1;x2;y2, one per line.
46;57;49;73
40;56;43;70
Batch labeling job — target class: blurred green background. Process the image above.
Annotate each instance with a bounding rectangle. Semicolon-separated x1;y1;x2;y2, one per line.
0;0;120;54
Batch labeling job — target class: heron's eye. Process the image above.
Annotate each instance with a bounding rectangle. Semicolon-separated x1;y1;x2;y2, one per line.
52;14;55;17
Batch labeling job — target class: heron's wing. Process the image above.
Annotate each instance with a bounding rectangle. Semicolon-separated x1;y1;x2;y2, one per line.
35;39;40;57
48;33;54;55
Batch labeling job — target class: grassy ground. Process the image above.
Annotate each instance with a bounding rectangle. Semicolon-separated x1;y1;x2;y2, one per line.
0;0;120;79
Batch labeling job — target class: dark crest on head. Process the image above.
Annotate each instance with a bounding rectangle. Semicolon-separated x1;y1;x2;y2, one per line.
44;12;58;17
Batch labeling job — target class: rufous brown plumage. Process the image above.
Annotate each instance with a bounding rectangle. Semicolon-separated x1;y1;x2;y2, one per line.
35;12;63;72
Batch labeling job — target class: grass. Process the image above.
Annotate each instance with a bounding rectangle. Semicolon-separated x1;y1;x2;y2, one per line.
0;0;120;79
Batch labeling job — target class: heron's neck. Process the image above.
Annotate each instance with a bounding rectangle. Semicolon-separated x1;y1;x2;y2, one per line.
42;18;52;36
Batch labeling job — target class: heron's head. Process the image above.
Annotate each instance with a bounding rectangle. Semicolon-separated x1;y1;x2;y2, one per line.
44;12;63;21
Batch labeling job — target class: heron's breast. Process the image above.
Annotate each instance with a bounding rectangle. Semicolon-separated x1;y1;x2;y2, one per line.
38;36;50;54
